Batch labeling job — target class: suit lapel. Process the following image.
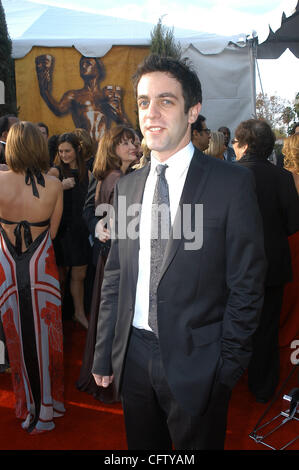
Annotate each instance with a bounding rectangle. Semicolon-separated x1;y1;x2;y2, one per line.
126;164;150;290
159;149;213;280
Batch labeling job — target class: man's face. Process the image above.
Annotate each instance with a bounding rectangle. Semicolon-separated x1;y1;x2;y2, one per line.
38;126;48;140
137;71;200;162
192;121;211;151
80;58;98;78
219;128;230;146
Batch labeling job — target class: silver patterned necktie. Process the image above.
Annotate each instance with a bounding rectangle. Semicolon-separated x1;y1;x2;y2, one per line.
148;164;171;336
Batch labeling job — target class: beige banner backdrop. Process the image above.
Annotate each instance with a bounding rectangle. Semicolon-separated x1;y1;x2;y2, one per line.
15;45;149;138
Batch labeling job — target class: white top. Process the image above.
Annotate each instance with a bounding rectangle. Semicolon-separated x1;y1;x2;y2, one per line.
133;142;195;331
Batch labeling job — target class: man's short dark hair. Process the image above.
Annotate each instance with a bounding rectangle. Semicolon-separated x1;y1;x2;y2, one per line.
218;126;230;136
37;122;49;136
235;119;275;159
191;114;206;133
132;54;202;113
0;116;10;136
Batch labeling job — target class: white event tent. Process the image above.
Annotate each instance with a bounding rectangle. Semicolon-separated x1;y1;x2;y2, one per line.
2;0;256;134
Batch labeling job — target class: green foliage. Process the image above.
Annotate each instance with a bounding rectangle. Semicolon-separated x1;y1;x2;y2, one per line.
150;17;182;60
0;0;18;116
256;91;299;137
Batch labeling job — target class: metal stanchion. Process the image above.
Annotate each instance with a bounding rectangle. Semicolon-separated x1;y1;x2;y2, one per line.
249;364;299;450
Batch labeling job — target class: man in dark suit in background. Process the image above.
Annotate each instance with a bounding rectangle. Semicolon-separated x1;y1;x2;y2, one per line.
233;119;299;403
92;54;266;450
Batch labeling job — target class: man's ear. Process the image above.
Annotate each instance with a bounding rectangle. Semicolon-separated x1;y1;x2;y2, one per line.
188;102;202;124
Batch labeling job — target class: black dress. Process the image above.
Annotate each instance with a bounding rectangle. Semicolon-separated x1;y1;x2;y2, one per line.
53;167;90;267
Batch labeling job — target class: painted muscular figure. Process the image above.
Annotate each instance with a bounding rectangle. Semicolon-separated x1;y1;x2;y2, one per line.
35;55;131;141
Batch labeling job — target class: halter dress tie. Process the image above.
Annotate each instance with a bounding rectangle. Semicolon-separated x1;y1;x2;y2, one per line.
0;169;50;255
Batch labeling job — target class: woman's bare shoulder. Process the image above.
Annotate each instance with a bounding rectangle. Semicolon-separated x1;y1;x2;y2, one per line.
47;167;60;178
45;173;63;192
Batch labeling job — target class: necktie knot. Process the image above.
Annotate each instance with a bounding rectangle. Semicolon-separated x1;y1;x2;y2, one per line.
156;164;168;177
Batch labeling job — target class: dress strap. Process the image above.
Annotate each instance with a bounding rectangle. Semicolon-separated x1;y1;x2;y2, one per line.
0;217;50;255
25;168;45;198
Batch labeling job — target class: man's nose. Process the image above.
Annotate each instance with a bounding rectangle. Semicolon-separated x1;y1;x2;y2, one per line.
146;100;161;118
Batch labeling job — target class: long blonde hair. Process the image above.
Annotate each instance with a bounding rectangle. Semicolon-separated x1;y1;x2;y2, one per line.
283;134;299;174
204;131;225;159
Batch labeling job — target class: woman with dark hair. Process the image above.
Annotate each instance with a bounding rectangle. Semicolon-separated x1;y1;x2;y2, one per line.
0;121;64;433
48;132;91;329
233;119;299;403
76;124;138;402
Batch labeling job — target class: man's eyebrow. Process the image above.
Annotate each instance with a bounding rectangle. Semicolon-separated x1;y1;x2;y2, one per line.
137;92;178;100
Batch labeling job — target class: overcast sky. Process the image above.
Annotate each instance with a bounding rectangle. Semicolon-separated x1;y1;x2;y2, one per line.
15;0;299;103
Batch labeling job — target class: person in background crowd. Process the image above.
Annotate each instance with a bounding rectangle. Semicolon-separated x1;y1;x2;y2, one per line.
48;133;90;329
283;133;299;193
218;126;236;161
290;122;299;135
47;134;59;167
191;114;211;151
0;121;64;433
92;54;266;450
233;119;299;403
37;122;49;141
0;115;19;163
74;127;96;172
279;133;299;347
132;137;151;170
204;131;226;160
77;125;138;403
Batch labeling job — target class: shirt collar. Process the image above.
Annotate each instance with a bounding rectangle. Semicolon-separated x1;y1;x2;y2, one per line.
150;142;194;178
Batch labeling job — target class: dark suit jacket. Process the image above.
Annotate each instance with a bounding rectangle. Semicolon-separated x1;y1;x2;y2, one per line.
238;154;299;286
92;148;266;416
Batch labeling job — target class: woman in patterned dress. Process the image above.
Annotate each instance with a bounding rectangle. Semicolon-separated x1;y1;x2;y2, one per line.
0;121;64;433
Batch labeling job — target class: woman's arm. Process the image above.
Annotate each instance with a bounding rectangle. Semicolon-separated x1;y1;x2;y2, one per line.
50;181;63;239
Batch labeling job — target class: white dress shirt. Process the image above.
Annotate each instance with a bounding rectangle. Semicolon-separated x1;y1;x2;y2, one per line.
133;142;195;331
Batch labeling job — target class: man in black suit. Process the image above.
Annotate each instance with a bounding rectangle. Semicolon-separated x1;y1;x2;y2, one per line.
233;119;299;403
92;54;266;450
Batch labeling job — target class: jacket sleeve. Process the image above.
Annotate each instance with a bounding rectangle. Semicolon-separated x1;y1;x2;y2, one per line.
92;182;121;376
82;173;99;236
219;170;267;389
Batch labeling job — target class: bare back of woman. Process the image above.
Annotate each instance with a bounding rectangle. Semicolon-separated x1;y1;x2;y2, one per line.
0;121;65;434
0;170;62;251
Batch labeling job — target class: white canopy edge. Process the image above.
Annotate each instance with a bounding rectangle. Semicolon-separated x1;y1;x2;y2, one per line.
3;0;248;59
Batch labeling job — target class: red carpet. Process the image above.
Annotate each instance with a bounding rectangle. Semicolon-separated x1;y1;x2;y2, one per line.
0;320;298;451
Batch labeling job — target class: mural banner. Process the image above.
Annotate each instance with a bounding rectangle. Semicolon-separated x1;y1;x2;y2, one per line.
15;45;149;140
